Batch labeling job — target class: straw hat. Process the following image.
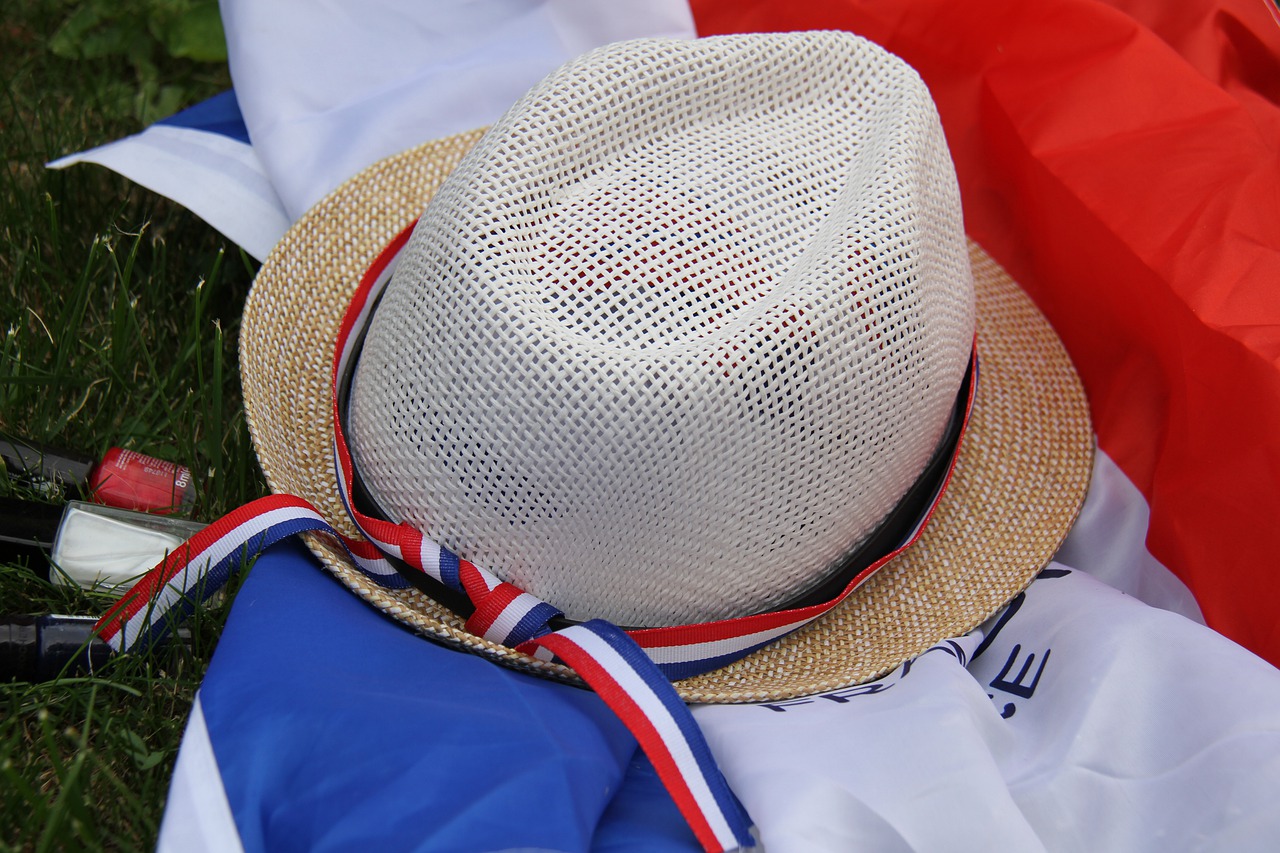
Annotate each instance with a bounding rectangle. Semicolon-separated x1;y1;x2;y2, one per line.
239;31;1092;703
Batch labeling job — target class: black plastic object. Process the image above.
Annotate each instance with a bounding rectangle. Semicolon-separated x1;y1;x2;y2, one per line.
0;435;95;500
0;496;60;576
0;614;113;682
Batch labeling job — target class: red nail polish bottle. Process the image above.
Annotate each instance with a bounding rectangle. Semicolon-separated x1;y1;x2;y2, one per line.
0;435;196;514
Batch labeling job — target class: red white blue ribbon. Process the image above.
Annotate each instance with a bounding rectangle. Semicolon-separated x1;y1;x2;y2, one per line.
533;621;754;852
94;492;756;852
95;222;974;853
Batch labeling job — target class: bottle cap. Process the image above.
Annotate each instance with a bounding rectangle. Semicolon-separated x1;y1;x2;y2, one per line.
0;435;95;500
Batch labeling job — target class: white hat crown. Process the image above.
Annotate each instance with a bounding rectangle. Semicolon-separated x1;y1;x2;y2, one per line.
348;31;976;626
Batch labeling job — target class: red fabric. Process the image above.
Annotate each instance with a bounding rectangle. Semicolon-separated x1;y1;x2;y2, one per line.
691;0;1280;664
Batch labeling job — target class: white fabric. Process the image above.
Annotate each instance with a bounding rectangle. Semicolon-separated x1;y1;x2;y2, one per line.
695;562;1280;852
1055;450;1203;622
221;0;697;220
47;124;288;262
156;696;244;853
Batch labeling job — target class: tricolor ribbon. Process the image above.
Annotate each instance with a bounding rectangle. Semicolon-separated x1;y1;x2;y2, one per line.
94;492;756;852
94;223;975;853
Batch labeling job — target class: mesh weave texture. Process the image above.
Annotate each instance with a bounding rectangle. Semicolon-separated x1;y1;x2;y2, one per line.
349;32;976;626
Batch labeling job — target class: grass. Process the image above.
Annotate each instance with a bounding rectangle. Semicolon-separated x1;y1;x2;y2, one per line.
1;3;262;849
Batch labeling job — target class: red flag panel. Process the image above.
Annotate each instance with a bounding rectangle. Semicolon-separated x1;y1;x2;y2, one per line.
691;0;1280;663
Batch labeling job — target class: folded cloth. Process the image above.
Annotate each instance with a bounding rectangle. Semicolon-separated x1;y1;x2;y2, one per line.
697;564;1280;852
46;0;698;260
156;447;1280;852
47;91;287;261
220;0;697;221
160;539;702;853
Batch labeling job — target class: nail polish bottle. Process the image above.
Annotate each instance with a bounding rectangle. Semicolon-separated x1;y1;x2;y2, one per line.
0;435;196;514
0;496;206;591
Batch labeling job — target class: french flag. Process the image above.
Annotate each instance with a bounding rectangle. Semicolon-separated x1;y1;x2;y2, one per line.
52;0;1280;850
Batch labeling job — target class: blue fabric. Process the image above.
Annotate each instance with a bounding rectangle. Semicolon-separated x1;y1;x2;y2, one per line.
199;539;699;852
595;754;718;853
158;90;251;144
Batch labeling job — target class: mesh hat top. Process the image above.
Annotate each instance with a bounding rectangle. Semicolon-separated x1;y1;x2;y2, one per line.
347;32;976;627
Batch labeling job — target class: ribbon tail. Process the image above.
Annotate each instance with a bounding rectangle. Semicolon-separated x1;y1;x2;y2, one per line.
532;620;755;853
94;494;338;654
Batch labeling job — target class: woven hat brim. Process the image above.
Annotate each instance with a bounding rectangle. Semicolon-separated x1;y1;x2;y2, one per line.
240;129;1093;704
